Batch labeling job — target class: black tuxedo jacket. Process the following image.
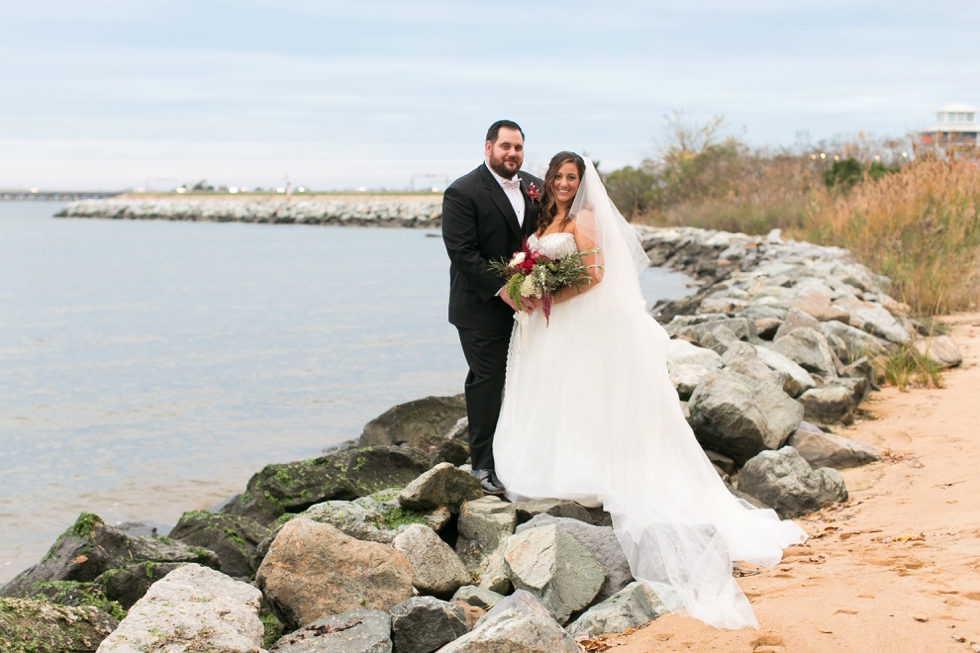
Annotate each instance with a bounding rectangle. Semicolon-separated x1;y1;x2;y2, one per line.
442;164;543;331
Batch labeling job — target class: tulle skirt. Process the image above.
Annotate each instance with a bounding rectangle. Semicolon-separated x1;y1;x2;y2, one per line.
493;286;807;629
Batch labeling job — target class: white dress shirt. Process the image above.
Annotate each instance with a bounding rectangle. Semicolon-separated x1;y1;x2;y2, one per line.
485;161;525;227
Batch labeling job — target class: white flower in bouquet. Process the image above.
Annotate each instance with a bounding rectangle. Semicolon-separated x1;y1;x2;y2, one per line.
519;274;541;298
509;252;526;267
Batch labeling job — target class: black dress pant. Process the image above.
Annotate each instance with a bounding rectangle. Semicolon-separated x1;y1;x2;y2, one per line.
456;326;512;471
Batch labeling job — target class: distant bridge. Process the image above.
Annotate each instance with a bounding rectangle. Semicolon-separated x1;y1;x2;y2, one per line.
0;190;123;201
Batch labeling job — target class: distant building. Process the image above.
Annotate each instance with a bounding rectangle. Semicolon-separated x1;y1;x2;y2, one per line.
919;102;979;151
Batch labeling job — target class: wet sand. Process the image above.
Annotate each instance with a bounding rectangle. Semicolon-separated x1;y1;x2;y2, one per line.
614;313;980;653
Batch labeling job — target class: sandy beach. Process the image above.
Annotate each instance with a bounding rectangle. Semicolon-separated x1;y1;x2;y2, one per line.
612;313;980;653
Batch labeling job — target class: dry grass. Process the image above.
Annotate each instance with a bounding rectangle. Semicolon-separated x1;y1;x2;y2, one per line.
803;158;980;315
628;139;980;316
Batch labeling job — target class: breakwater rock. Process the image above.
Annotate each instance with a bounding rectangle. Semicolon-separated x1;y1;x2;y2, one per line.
56;196;443;227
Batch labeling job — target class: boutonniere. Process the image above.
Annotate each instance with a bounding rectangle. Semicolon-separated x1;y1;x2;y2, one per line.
526;182;541;203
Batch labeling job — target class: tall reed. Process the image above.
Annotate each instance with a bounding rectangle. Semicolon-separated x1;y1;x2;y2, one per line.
804;159;980;315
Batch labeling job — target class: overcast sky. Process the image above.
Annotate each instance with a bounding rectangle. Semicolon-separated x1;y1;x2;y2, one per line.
1;1;977;190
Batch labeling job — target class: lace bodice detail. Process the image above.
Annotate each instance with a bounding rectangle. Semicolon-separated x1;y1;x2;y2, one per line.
528;232;577;259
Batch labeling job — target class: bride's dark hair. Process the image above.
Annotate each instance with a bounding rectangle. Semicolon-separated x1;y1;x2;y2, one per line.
536;151;586;236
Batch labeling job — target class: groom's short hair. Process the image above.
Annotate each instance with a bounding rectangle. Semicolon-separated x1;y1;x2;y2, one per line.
486;120;524;144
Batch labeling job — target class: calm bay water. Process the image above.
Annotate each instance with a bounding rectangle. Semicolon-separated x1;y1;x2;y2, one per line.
0;202;693;582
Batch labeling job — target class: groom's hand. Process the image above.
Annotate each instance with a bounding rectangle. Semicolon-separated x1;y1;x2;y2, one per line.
499;288;520;312
523;297;541;313
498;289;537;314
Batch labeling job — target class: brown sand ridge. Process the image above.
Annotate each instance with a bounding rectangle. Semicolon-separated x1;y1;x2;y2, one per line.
612;314;980;653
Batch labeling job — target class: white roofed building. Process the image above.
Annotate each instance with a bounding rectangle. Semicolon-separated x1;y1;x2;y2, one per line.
919;103;979;151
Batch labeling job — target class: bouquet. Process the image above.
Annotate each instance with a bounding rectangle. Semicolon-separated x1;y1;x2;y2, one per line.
490;239;598;325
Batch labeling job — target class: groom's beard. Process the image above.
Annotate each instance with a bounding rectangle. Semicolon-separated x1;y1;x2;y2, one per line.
488;152;522;179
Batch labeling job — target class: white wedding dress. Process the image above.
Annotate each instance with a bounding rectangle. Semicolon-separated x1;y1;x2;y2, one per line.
493;160;806;629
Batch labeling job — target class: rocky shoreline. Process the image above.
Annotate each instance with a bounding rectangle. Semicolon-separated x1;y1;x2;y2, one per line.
0;226;963;653
55;197;443;228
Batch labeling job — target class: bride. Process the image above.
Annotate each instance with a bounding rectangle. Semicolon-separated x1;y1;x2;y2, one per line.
492;151;807;629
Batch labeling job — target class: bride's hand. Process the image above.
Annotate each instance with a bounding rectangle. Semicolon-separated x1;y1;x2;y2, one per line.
520;296;539;313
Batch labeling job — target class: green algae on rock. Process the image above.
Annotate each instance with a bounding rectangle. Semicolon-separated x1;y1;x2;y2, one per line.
0;597;117;653
0;513;219;608
168;511;270;579
221;445;433;527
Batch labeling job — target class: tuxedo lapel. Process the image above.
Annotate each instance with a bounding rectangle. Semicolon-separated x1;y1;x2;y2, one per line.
480;165;524;241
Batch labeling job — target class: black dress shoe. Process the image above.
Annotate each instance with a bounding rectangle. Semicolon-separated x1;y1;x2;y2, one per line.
471;469;506;495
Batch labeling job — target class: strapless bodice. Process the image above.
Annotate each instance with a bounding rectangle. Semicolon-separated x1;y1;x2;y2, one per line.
528;232;577;259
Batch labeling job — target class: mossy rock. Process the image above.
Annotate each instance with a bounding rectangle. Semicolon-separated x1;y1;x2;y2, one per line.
95;562;193;609
0;597;117;653
0;513;219;606
29;581;126;622
222;445;434;527
359;395;467;453
168;511;271;579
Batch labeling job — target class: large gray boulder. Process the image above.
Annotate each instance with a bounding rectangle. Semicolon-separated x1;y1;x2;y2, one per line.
796;386;856;424
474;549;510;595
753;344;816;397
398;463;483;514
830;375;871;406
738;447;849;518
0;513;219;606
787;425;881;470
771;327;840;378
913;335;963;369
503;524;607;624
98;562;190;610
789;299;851;324
665;339;722;399
457;497;517;555
256;518;414;631
735;304;790;322
269;609;392;653
168;510;270;579
721;341;786;388
389;597;469;653
303;499;400;544
450;586;504;611
820;320;890;363
221;445;434;526
698;324;741;355
392;524;471;599
515;514;632;602
665;338;723;369
688;370;804;466
0;597;117;653
510;498;612;527
667;317;758;345
833;298;911;344
436;590;579;653
97;564;264;653
773;307;822;340
359;395;467;453
566;581;682;637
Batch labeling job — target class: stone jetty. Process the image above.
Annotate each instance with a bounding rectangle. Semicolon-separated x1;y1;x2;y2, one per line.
56;196;443;228
1;224;963;652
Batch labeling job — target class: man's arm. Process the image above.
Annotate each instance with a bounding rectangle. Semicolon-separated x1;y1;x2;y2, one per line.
442;185;513;303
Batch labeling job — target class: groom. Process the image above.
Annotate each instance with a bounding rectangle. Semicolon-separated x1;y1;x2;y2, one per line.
442;120;542;495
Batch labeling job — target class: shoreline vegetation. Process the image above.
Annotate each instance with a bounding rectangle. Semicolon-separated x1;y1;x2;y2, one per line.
604;113;980;317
